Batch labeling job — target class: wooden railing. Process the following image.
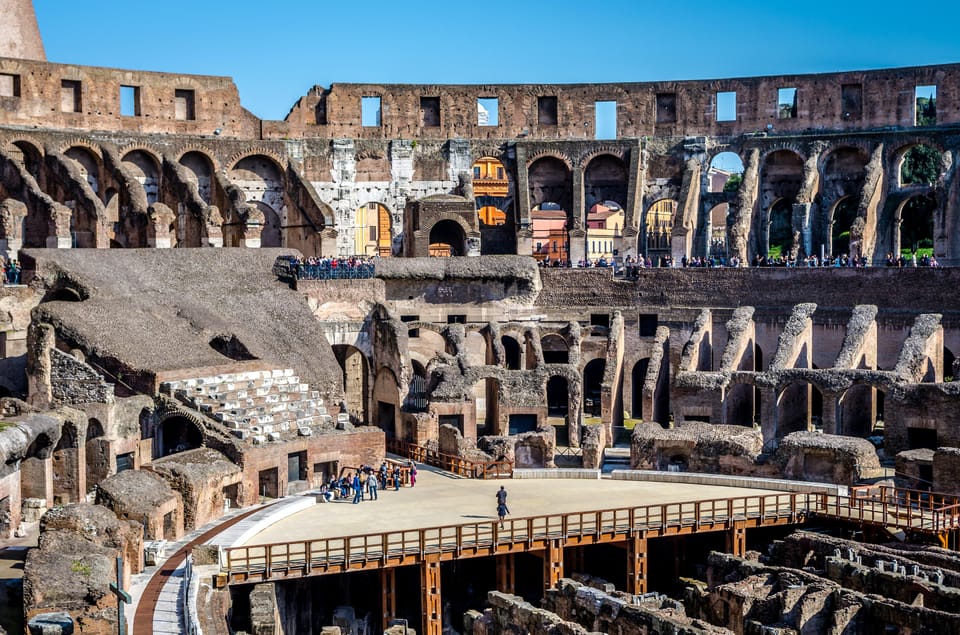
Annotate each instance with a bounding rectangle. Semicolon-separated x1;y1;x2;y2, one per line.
225;492;818;580
386;439;513;479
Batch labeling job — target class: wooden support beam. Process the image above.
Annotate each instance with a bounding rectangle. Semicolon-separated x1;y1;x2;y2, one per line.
421;556;442;635
567;545;586;575
543;539;564;591
627;533;648;595
496;553;515;594
380;567;396;631
726;522;747;557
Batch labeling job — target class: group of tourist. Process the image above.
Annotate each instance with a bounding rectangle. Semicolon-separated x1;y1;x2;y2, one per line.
290;256;377;280
884;252;942;267
2;258;21;285
319;461;417;504
750;254;870;268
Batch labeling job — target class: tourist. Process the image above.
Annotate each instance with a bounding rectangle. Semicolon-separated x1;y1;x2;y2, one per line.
319;482;333;503
367;469;378;500
379;461;388;489
409;461;417;487
352;472;362;504
392;465;401;490
496;486;509;527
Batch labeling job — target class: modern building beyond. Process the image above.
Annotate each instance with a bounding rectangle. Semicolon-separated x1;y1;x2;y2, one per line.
3;2;960;634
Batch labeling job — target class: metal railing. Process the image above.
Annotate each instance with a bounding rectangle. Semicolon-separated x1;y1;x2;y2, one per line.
225;492;817;579
385;439;513;479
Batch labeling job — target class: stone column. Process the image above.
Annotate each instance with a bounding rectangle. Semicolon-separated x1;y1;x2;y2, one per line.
571;166;586;263
759;386;778;447
821;391;839;435
0;199;26;261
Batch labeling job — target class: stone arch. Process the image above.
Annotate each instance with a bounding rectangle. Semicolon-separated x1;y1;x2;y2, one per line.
724;377;758;427
707;151;745;193
643;198;676;258
229;155;286;226
838;384;876;438
178;150;216;204
428;217;468;257
355;201;392;256
582;358;606;417
894;142;946;187
7;138;44;179
332;344;370;424
758;149;804;257
829;196;857;256
528;155;573;217
776;382;822;438
541;333;569;365
583;154;628;211
707;202;730;258
500;335;522;370
766;198;794;258
122;149;161;205
157;415;203;457
895;192;938;258
254;201;282;247
64;145;102;195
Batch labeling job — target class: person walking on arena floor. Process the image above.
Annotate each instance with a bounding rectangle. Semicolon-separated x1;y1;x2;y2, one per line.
496;485;509;527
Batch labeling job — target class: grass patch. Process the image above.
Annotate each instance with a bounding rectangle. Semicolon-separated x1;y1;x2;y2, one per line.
583;417;603;426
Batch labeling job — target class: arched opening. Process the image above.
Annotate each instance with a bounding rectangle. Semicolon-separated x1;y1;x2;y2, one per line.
332;344;369;424
64;147;102;248
230;155;284;246
838;385;876;437
528;157;572;218
472;157;510;226
541;334;569;365
899;193;936;259
531;202;568;262
254;201;282;248
644;199;676;261
64;146;101;196
830;196;857;256
179;151;214;204
587;201;623;263
945;346;956;381
158;416;202;457
428;219;467;257
725;382;756;427
899;144;943;187
354;202;392;256
121;150;160;205
707;152;744;193
501;336;521;370
406;360;428;413
631;359;649;419
582;359;606;418
8;140;44;180
767;199;794;258
777;383;822;437
584;154;628;212
373;367;399;436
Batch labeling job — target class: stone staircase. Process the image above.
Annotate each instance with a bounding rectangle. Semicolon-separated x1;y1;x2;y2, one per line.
601;447;631;474
160;368;338;443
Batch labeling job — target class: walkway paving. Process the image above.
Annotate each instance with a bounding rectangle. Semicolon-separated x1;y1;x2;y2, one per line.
237;463;789;547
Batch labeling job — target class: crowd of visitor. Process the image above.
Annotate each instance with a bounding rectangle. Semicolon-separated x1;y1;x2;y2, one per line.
2;258;21;285
319;460;417;503
288;256;377;280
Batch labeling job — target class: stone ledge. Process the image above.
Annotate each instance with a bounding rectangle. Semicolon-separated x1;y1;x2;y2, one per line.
512;468;600;480
610;469;847;495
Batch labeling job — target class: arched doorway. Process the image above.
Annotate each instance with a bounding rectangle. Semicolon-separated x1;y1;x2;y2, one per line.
838;385;875;437
121;150;160;205
541;334;569;364
899;144;942;187
708;204;729;258
631;359;649;419
158;416;202;457
229;155;285;247
332;345;369;424
428;219;467;257
767;199;793;258
707;152;744;192
584;154;628;212
725;382;756;427
501;336;521;370
583;359;606;418
405;360;428;414
472;157;510;225
899;193;936;259
776;383;822;437
644;199;676;262
831;196;857;256
759;150;804;258
355;202;392;256
546;376;570;445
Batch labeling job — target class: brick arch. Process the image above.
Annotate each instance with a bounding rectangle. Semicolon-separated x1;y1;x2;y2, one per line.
577;147;627;170
758;145;807;166
889;141;950;188
425;211;474;236
56;139;103;161
118;144;163;169
705;147;746;166
226;148;286;173
526;151;574;171
174;146;221;172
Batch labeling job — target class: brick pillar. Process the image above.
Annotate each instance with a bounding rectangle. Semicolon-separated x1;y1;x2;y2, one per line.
542;539;564;591
821;391;839;435
20;456;52;502
496;553;515;594
420;556;441;635
627;533;648;594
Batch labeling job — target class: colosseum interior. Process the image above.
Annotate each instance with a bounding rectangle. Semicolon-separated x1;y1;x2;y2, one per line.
2;2;960;634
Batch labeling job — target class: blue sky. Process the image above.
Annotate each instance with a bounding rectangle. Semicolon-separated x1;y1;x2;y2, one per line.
34;0;960;121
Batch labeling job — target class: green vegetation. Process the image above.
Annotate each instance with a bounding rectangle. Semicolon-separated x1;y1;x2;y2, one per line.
901;247;933;259
901;144;941;185
916;95;936;127
70;560;92;577
723;174;742;193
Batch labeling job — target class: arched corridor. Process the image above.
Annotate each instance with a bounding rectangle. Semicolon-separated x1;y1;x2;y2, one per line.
333;344;369;424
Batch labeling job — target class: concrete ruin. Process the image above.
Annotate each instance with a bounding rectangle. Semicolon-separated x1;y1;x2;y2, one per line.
0;1;960;633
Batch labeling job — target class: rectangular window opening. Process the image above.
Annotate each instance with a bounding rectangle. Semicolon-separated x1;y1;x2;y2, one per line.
0;73;20;98
174;88;195;121
120;85;141;117
595;100;617;139
639;314;659;337
420;96;440;127
778;87;797;119
590;313;610;328
656;93;677;123
915;85;937;126
716;91;737;122
477;97;499;126
61;79;81;113
447;314;467;324
538;96;558;125
361;96;381;127
841;84;862;121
